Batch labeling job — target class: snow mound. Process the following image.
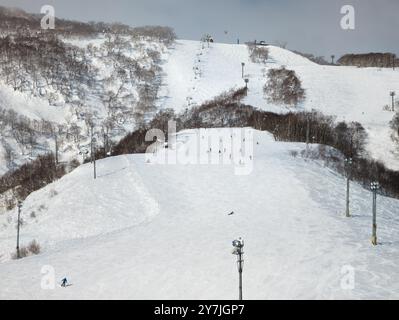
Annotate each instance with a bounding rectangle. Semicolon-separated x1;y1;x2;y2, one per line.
0;155;160;262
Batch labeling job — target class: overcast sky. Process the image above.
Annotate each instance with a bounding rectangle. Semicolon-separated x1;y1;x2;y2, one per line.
0;0;398;58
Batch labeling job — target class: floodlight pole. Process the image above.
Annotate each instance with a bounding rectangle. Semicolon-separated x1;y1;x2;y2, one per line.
237;248;243;300
93;140;97;180
90;125;97;180
244;78;249;95
390;91;396;112
54;133;59;165
241;62;245;79
345;158;353;217
16;201;22;259
232;238;244;300
370;182;379;246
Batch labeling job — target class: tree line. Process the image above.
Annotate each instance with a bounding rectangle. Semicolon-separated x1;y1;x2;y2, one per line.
110;88;399;199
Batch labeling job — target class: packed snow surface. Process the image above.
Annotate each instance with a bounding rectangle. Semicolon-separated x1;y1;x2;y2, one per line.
159;40;399;170
0;129;398;299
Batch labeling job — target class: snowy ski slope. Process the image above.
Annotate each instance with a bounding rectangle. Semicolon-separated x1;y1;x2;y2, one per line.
1;39;398;175
159;40;399;170
0;129;398;299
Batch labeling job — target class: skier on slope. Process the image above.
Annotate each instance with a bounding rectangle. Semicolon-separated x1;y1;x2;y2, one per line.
61;277;68;287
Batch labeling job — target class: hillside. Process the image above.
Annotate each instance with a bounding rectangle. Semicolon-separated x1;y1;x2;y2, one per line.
1;31;399;184
0;129;398;299
0;31;171;179
159;40;399;170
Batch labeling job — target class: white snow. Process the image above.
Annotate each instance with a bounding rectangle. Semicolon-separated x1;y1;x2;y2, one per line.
159;40;399;170
0;128;398;299
0;83;66;123
1;38;399;300
1;39;399;175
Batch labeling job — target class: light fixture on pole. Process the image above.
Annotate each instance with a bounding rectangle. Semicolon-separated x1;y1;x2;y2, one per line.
16;201;22;259
370;181;380;246
344;158;353;217
244;78;249;94
232;237;244;300
241;62;245;78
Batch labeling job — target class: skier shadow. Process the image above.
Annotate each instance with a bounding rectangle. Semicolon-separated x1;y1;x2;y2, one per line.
379;241;399;246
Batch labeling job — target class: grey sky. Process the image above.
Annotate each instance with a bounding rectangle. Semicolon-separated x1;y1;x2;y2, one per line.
0;0;398;58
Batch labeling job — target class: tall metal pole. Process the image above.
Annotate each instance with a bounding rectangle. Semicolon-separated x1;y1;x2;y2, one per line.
238;250;243;300
345;158;352;217
90;125;97;180
305;116;310;155
93;138;97;180
94;154;96;179
232;238;244;301
241;62;245;79
371;182;379;246
55;133;59;165
372;190;377;245
16;202;22;259
391;91;395;112
90;125;94;164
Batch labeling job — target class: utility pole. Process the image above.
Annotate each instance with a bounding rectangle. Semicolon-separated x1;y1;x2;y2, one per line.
92;137;97;180
345;158;353;217
390;91;396;112
54;133;59;165
232;238;244;300
370;182;380;246
90;125;94;164
104;133;109;157
16;201;22;259
241;62;245;79
90;124;97;179
305;116;310;155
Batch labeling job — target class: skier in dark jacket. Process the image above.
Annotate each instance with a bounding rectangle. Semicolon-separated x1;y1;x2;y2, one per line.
61;277;68;287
